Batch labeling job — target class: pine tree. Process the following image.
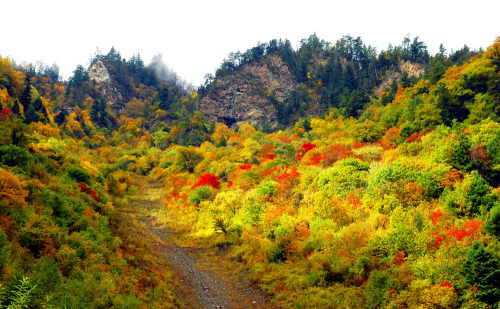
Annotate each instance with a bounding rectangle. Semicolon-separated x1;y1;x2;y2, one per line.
54;110;66;126
19;75;32;111
23;104;38;124
11;99;21;115
461;241;500;306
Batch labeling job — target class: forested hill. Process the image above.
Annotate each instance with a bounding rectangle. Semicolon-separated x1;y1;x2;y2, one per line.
199;34;477;130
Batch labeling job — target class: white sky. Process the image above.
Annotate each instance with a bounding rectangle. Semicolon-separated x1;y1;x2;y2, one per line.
3;0;499;86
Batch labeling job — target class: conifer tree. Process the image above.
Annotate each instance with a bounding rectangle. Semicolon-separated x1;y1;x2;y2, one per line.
461;241;500;306
19;75;32;111
23;103;38;124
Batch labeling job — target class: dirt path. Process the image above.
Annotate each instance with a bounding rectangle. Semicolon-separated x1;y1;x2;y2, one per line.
118;177;270;309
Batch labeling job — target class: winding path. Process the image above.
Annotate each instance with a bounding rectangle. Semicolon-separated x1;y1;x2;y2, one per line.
118;177;270;308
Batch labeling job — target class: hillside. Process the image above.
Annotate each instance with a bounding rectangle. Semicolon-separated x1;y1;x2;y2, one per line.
0;35;499;308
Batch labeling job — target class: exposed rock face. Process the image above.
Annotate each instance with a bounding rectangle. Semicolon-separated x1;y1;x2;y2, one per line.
200;54;297;129
88;61;124;114
88;61;110;84
375;61;425;95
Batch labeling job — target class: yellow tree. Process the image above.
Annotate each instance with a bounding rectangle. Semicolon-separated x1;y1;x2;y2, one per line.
211;123;232;145
0;167;28;208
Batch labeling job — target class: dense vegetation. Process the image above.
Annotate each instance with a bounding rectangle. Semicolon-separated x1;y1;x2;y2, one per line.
0;35;499;308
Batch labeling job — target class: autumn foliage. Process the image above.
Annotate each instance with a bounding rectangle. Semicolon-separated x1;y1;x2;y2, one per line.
192;173;221;189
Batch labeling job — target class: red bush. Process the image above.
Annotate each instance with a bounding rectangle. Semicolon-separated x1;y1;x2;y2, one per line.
265;153;277;160
192;173;221;189
446;219;484;241
296;142;316;160
277;166;300;183
78;183;102;202
427;233;443;250
430;209;443;225
0;107;13;120
239;163;252;170
392;251;405;265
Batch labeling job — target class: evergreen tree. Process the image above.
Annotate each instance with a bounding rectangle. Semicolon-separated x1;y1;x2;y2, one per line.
19;75;32;111
486;205;500;237
461;241;500;306
11;99;21;115
54;110;66;126
436;82;469;126
23;104;38;124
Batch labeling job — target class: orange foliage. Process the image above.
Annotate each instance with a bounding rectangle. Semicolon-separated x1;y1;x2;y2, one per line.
440;169;463;188
295;223;310;241
381;127;401;149
446;219;484;241
430;209;443;225
0;168;29;208
259;144;275;156
278;135;291;143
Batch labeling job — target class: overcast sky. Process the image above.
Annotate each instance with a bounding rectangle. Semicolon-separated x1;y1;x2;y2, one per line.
3;0;499;86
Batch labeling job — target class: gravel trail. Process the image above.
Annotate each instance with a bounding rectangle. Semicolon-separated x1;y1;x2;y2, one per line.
118;178;270;309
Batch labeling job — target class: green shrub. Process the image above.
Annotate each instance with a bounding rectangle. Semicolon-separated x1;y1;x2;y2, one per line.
364;270;394;307
486;205;500;236
256;179;277;196
243;203;265;226
188;186;212;206
0;229;7;270
32;258;62;295
18;228;45;258
318;159;369;197
0;144;32;174
67;167;90;184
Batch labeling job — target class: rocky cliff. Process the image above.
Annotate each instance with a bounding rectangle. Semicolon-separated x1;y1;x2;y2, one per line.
200;54;297;129
375;60;426;95
88;60;124;115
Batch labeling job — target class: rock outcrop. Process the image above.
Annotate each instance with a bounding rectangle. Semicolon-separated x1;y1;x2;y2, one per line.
200;54;297;129
88;61;110;84
375;61;425;95
88;61;124;114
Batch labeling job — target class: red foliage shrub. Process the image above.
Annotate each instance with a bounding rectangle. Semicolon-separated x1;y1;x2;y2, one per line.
239;163;252;170
296;142;316;160
0;107;13;120
392;251;405;265
308;154;328;166
78;183;102;202
469;146;489;164
347;193;361;209
277;166;300;183
192;173;221;189
430;209;443;225
427;233;444;250
446;219;484;241
351;141;366;149
265;153;277;160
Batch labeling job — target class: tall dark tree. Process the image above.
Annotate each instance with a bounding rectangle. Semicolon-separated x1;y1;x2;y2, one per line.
435;82;469;125
19;74;32;111
461;241;500;306
54;110;67;126
23;103;38;124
